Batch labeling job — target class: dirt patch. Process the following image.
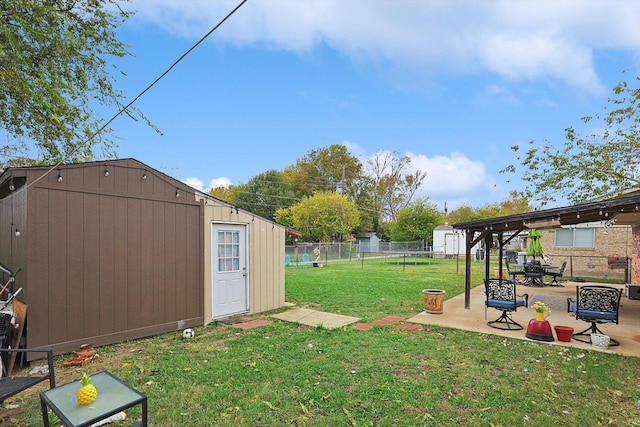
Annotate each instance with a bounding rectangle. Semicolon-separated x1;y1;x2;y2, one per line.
217;315;257;325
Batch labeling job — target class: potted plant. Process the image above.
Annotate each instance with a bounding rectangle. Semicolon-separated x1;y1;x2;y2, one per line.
531;301;551;321
526;301;554;342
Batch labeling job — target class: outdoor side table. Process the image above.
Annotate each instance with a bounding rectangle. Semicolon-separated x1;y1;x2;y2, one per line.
40;371;147;427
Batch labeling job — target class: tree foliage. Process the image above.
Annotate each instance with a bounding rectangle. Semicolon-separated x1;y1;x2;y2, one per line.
365;150;427;225
275;192;360;242
208;185;236;204
446;191;531;223
232;170;296;220
0;0;153;165
389;198;444;243
501;74;640;206
284;144;363;198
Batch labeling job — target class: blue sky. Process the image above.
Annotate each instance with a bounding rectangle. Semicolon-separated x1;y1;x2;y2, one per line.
106;0;640;211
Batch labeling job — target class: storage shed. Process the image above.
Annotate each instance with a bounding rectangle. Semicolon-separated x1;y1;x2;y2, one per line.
0;159;288;356
355;232;380;253
196;192;286;322
432;223;480;257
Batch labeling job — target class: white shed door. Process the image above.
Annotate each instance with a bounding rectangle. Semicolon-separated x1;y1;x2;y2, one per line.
212;224;248;318
445;233;456;255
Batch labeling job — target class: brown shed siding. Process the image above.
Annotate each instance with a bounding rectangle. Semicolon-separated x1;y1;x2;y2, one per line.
0;188;27;277
0;159;203;356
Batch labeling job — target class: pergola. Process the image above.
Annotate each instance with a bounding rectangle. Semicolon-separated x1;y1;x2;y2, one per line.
452;193;640;309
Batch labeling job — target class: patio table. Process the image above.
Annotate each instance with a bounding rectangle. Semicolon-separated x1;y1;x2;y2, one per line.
40;371;147;427
523;263;546;287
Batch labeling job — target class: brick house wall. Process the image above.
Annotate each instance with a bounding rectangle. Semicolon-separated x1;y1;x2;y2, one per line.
631;225;640;284
539;225;631;281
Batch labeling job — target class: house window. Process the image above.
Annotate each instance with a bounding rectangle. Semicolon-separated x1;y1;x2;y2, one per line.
555;228;595;248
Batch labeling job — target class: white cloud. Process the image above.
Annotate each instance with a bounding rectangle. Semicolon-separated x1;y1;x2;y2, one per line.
127;0;640;94
352;149;500;210
209;177;232;189
342;140;366;159
182;176;232;191
182;177;204;190
407;152;497;202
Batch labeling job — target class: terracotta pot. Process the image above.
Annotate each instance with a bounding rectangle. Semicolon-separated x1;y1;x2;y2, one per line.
554;325;574;342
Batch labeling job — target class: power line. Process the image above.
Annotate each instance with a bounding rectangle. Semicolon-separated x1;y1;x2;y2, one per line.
13;0;248;194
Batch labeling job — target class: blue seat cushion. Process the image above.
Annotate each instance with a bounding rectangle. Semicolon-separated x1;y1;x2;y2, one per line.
570;304;617;321
487;299;526;310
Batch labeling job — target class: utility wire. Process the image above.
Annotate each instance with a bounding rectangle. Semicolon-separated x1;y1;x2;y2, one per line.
15;0;248;194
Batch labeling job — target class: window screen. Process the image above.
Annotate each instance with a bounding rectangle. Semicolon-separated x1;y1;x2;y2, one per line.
554;228;594;248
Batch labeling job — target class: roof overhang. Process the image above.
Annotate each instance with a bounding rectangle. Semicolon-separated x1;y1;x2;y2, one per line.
452;193;640;234
523;218;561;229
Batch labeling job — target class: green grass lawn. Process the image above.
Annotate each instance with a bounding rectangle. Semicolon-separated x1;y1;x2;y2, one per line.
6;259;640;426
283;257;482;321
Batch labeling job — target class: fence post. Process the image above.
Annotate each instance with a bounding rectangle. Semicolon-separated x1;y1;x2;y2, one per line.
569;255;573;279
626;256;630;284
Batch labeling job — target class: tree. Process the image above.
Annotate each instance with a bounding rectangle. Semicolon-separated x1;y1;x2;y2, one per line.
284;144;363;198
365;150;427;225
498;190;532;215
208;185;236;204
445;204;477;224
502;74;640;206
0;0;153;165
390;198;444;243
446;191;531;223
232;170;296;220
275;192;360;242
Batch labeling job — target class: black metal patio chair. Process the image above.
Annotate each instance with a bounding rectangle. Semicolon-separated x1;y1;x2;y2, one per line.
485;279;529;330
567;285;622;346
545;261;567;286
505;262;525;284
1;348;56;403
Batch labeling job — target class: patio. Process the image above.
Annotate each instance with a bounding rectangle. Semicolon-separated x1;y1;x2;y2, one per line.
407;281;640;358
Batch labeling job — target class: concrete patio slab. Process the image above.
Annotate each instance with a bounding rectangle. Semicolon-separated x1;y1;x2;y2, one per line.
407;281;640;357
272;307;360;329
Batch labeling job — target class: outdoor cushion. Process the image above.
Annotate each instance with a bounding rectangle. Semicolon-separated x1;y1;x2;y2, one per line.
486;299;526;311
570;304;617;321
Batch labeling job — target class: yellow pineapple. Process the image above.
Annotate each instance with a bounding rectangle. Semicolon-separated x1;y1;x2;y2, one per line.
76;373;98;405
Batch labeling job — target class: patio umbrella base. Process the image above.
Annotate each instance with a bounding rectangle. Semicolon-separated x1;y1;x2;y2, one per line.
525;319;555;342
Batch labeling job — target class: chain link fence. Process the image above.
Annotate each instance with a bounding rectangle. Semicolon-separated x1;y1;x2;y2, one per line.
285;243;629;283
286;240;430;264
